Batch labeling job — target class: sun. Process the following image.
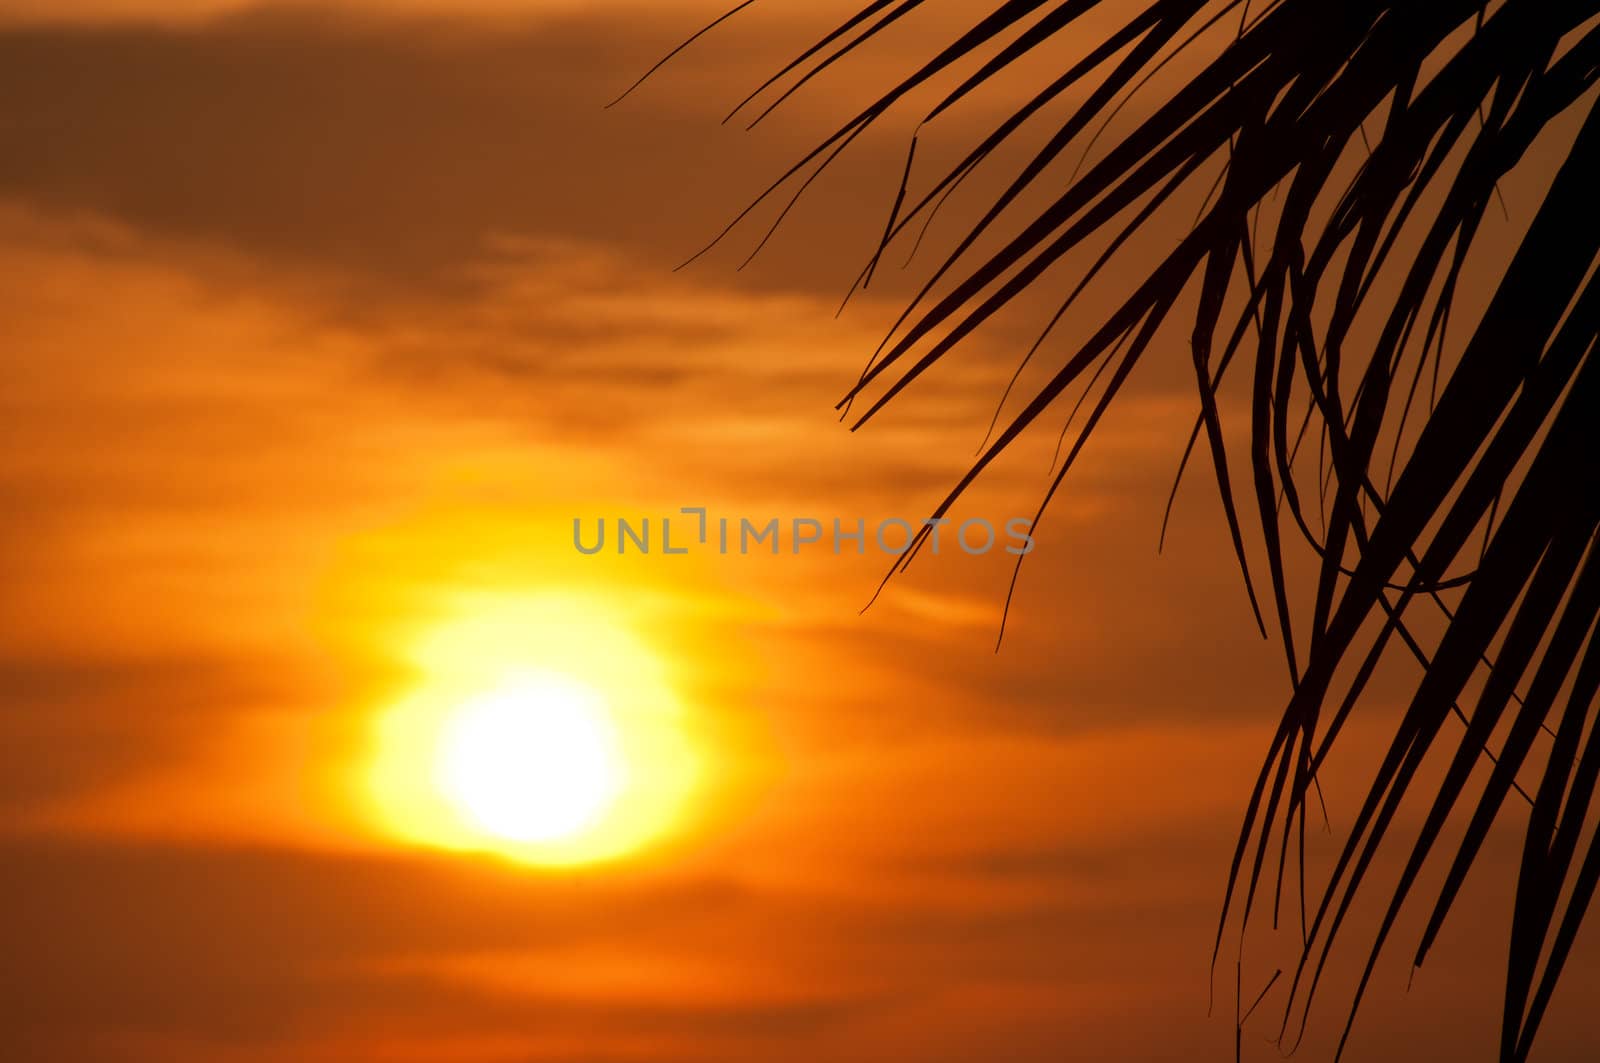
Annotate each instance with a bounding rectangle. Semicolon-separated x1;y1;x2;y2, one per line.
435;672;624;844
365;594;700;867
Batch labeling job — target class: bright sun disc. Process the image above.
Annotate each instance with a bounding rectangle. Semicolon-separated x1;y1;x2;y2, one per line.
366;594;700;867
436;674;623;843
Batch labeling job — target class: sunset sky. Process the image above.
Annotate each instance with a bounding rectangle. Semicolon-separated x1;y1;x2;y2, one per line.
2;2;1596;1061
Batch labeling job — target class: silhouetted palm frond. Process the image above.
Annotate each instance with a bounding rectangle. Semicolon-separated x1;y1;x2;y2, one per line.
627;2;1600;1058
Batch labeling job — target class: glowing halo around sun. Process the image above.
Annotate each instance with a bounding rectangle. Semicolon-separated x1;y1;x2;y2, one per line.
366;594;700;867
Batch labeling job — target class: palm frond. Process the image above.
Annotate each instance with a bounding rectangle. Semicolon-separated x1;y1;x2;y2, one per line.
631;2;1600;1057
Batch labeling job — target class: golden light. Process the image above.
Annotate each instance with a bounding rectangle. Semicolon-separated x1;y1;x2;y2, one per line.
435;672;623;843
366;593;700;867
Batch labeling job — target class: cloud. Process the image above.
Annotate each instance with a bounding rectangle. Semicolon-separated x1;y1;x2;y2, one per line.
4;820;1576;1063
0;5;949;300
0;837;1154;1059
0;197;1390;853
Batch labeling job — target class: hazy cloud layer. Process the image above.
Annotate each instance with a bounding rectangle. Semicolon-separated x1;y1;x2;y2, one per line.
2;5;1597;1063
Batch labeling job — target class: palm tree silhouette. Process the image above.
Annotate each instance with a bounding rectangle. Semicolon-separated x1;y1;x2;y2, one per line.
622;2;1600;1058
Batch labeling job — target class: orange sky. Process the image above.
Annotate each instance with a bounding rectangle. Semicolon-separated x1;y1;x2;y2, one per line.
1;3;1596;1061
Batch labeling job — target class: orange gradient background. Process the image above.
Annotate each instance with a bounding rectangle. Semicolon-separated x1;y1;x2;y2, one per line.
0;3;1596;1061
